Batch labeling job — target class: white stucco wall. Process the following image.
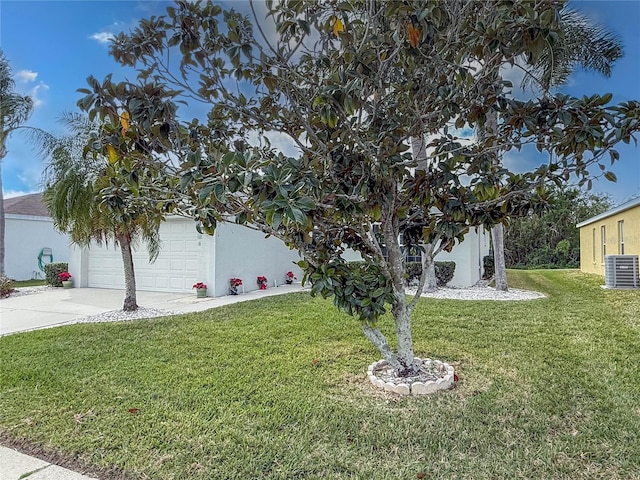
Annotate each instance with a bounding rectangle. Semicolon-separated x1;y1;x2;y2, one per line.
213;222;303;297
5;215;70;280
435;226;490;287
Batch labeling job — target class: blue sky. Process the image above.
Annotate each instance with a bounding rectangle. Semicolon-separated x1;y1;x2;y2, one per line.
1;0;639;204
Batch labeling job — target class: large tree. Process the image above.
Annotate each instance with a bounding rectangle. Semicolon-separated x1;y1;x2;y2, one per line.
0;52;34;276
79;0;639;376
35;112;169;311
490;5;623;291
504;186;612;268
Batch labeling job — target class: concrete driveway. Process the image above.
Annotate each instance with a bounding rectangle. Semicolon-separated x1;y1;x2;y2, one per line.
0;284;304;336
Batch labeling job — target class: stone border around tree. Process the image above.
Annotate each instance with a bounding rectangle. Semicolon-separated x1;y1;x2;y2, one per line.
367;357;455;395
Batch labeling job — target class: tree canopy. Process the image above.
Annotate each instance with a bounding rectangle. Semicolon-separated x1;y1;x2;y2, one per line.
504;186;613;269
1;51;34;275
77;0;640;376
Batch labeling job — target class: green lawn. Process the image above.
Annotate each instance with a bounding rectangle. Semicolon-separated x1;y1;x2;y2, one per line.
12;279;47;287
1;270;638;479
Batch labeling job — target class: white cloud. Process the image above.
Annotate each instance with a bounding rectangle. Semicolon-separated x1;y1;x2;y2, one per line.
28;82;49;108
500;60;545;101
18;167;45;189
90;31;115;44
16;70;38;83
247;130;301;158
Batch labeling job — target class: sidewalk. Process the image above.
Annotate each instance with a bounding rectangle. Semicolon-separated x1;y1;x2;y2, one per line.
1;283;305;336
0;446;98;479
0;283;306;478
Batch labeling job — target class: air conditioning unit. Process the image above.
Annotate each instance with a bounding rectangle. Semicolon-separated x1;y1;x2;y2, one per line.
604;255;639;289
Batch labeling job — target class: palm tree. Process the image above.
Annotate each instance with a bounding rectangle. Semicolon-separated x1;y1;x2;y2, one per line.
0;52;34;275
36;112;163;311
522;7;623;92
490;6;623;291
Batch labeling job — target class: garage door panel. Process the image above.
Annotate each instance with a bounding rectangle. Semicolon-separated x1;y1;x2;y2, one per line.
90;256;116;269
149;258;170;270
170;240;185;252
136;276;155;289
169;259;186;270
185;240;199;250
185;259;199;271
91;273;125;289
169;277;187;289
169;222;186;233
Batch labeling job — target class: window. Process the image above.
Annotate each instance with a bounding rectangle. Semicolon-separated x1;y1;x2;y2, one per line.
404;247;422;263
399;232;422;263
592;228;596;263
618;220;625;254
601;226;606;262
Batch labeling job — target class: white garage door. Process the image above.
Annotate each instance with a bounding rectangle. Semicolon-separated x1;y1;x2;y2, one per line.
87;219;201;293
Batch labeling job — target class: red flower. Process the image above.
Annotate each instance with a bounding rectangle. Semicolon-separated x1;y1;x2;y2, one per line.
229;278;243;287
192;282;207;289
58;272;72;281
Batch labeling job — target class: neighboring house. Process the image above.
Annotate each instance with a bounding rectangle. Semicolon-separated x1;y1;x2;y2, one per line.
576;197;640;276
4;193;70;280
68;218;304;297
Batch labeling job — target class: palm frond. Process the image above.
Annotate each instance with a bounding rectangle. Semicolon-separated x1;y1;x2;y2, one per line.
521;7;623;91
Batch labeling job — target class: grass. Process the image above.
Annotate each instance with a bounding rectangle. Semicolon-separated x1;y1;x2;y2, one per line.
1;270;639;479
12;279;47;287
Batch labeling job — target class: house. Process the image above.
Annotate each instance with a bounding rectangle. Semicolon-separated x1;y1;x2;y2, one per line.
69;212;489;297
68;218;304;297
434;227;491;287
576;197;640;276
343;226;491;288
4;193;70;280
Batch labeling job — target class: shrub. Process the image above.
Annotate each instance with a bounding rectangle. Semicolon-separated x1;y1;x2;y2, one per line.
0;275;15;298
405;262;422;283
483;255;495;279
405;261;456;287
435;261;456;286
45;262;68;287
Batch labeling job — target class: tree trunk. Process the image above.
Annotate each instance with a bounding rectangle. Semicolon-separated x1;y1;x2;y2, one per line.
412;137;438;292
492;223;508;291
362;324;402;372
422;243;437;292
482;101;509;292
118;234;138;311
411;135;428;170
382;215;419;376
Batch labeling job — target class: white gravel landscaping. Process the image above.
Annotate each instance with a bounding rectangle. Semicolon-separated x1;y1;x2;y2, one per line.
9;286;56;297
407;285;546;301
69;307;173;325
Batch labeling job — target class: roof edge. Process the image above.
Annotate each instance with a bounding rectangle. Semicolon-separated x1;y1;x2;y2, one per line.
576;196;640;228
